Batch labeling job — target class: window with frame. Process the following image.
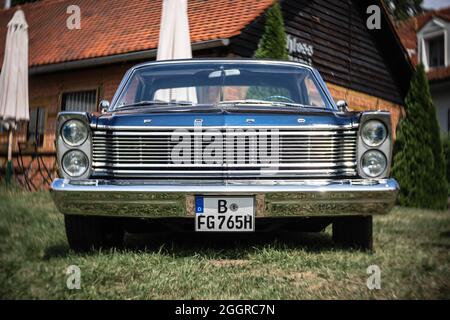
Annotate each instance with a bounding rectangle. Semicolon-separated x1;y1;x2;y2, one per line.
27;107;46;147
427;35;445;68
61;90;98;112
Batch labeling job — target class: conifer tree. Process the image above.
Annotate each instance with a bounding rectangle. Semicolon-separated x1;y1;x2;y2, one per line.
254;2;288;60
248;2;288;101
392;64;447;209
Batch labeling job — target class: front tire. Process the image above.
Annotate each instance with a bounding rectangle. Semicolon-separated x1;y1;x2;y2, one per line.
332;216;373;251
65;215;124;252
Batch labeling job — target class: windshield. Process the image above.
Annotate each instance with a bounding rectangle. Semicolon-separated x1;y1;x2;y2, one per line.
113;62;332;109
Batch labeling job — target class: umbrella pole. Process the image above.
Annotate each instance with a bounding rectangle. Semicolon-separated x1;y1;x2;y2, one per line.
6;129;13;185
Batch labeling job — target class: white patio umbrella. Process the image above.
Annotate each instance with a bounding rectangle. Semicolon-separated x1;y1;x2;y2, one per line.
0;10;29;184
155;0;197;103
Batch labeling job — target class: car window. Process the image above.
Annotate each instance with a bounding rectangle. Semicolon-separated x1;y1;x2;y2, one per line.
114;63;331;109
303;75;327;108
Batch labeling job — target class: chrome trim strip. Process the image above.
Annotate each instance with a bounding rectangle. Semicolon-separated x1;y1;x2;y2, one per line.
90;169;358;177
51;178;397;192
92;137;358;141
94;124;359;131
91;162;356;168
50;178;399;217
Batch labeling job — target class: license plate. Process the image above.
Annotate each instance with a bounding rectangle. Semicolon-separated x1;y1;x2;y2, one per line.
195;196;255;232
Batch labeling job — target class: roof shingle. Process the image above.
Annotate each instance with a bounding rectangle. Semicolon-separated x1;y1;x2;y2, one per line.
0;0;274;67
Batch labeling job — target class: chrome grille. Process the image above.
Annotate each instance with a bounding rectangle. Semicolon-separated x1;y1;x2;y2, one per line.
91;127;358;178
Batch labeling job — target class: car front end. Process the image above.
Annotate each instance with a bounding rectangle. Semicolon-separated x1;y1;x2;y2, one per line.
50;59;399;251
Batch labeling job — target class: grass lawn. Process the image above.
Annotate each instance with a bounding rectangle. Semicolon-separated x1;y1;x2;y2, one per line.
0;188;449;299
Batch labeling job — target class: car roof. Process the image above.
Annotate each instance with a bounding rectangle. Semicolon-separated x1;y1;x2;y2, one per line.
131;58;316;72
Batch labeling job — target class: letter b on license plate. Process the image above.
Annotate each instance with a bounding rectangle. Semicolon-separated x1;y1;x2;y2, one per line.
195;196;255;232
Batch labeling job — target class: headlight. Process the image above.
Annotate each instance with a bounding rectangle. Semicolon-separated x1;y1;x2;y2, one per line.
361;150;387;177
361;120;387;147
62;150;89;177
61;120;88;146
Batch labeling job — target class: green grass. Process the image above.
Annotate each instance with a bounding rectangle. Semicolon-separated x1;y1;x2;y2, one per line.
0;188;449;299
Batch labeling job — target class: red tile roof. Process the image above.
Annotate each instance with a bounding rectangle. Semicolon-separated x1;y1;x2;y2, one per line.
0;0;274;68
396;6;450;81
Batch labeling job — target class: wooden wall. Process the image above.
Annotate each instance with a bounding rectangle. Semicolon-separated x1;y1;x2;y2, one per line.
230;0;408;105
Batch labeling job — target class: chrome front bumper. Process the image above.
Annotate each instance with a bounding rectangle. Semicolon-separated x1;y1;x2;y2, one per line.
50;178;399;218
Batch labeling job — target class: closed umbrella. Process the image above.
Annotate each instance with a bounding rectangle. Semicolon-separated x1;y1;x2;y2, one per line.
155;0;197;103
0;10;29;184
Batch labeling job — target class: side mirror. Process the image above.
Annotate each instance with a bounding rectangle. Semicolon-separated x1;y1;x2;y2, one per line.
336;100;348;112
99;100;110;113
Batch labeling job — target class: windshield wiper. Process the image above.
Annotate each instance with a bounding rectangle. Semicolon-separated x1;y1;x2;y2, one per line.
116;100;193;110
218;100;306;108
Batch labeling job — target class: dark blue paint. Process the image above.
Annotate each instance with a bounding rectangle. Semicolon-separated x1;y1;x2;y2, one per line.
96;111;358;128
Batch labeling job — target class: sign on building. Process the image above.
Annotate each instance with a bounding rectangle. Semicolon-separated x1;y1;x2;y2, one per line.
286;34;314;65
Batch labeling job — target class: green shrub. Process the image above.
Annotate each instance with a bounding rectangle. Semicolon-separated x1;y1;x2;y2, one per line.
392;65;448;209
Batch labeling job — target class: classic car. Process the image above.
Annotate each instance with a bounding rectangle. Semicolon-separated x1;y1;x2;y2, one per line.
50;59;399;251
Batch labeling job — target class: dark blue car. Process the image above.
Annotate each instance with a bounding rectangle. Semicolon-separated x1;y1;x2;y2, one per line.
51;59;398;251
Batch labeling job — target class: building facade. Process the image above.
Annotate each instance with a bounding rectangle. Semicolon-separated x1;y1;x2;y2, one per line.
397;6;450;135
0;0;412;189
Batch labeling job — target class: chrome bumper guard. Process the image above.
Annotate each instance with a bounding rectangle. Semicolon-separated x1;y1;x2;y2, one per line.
50;178;399;218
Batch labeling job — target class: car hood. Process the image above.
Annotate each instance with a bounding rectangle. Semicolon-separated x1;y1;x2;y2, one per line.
94;108;359;129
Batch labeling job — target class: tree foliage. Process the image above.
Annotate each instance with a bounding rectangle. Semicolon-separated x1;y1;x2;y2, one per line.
384;0;423;21
442;135;450;186
392;64;447;209
254;2;288;60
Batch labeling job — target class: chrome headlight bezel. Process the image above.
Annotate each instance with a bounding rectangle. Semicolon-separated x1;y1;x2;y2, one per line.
56;112;92;179
357;112;392;179
361;120;387;147
62;149;89;177
61;119;89;147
